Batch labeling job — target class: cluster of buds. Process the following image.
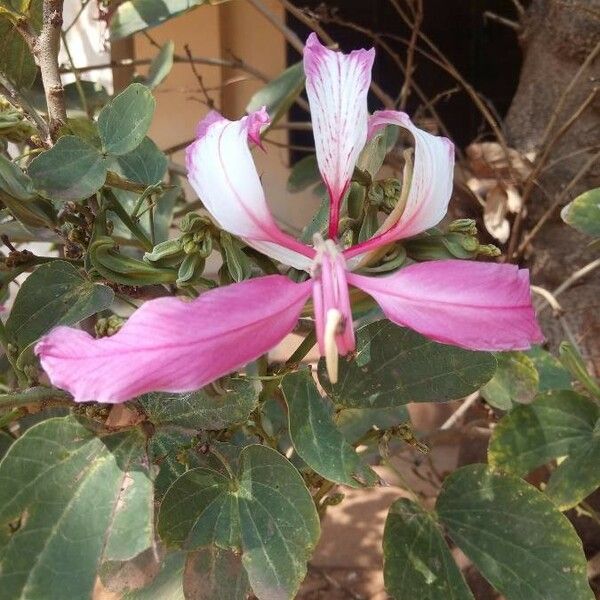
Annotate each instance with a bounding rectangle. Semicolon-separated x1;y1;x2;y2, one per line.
0;98;36;143
366;178;403;214
144;213;214;287
95;315;125;338
59;202;95;260
405;219;500;261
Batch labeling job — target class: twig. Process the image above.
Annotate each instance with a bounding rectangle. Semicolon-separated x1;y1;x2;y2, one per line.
183;43;217;110
276;0;336;47
36;0;67;138
440;392;479;431
399;0;423;109
0;74;50;141
515;149;600;258
483;11;520;31
60;30;90;117
507;41;600;260
531;285;563;314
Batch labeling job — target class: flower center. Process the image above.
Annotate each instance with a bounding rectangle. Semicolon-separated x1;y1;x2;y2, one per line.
311;234;355;383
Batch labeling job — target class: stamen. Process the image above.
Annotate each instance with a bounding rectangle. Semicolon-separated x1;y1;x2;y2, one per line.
324;308;342;384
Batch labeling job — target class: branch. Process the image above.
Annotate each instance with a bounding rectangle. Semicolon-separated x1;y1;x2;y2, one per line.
35;0;67;138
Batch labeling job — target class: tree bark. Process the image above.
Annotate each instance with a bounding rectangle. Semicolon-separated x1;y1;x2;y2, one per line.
505;0;600;374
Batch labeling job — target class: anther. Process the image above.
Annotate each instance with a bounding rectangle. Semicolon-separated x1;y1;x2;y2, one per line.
324;308;342;384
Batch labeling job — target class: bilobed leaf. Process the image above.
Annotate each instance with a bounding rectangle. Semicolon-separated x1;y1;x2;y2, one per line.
0;19;36;89
117;136;167;185
0;416;154;600
158;445;320;600
139;378;259;430
281;370;378;487
246;61;305;127
28;135;109;200
488;390;599;477
110;0;230;40
561;187;600;238
123;552;186;600
5;260;114;351
383;499;474;600
436;464;593;600
184;547;249;600
318;320;496;409
98;83;155;155
480;351;538;410
524;346;571;392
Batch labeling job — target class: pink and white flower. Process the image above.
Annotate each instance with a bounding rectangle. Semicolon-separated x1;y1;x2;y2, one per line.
35;34;543;403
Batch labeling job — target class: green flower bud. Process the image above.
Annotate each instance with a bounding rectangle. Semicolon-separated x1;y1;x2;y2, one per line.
176;253;206;287
143;239;184;265
220;231;252;282
449;218;478;236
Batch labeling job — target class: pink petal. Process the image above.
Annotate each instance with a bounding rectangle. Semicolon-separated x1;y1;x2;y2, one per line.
35;276;312;403
186;110;314;270
347;261;543;351
344;111;455;260
304;33;375;238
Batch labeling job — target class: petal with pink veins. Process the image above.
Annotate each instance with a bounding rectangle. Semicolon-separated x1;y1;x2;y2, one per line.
186;109;314;270
347;260;543;351
36;276;313;403
304;33;375;238
344;111;455;260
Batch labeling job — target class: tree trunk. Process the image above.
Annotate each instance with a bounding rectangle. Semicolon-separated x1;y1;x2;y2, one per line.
504;0;600;374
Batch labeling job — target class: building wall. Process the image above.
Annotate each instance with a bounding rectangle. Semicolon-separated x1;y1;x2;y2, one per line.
132;1;318;232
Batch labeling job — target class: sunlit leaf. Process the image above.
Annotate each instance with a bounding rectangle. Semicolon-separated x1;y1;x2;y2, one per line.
158;445;320;600
383;499;474;600
28;135;109;200
0;416;154;599
281;369;378;487
437;464;593;600
561;187;600;238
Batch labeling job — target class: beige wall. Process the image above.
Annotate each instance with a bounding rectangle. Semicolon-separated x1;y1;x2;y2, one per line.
133;1;318;232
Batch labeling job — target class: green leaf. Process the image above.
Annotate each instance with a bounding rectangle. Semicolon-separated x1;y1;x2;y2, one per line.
0;19;36;88
5;260;114;351
488;390;599;477
158;444;320;600
28;135;109;200
246;62;305;127
383;499;474;600
436;464;593;600
287;154;320;193
143;40;175;89
140;378;259;430
123;552;186;600
110;0;228;40
356;124;398;178
0;416;154;599
524;346;571;392
117;136;167;185
335;405;410;443
561;187;600;238
318;320;496;409
300;196;328;243
98;83;155;155
546;427;600;510
281;370;378;487
480;351;539;410
184;547;249;600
